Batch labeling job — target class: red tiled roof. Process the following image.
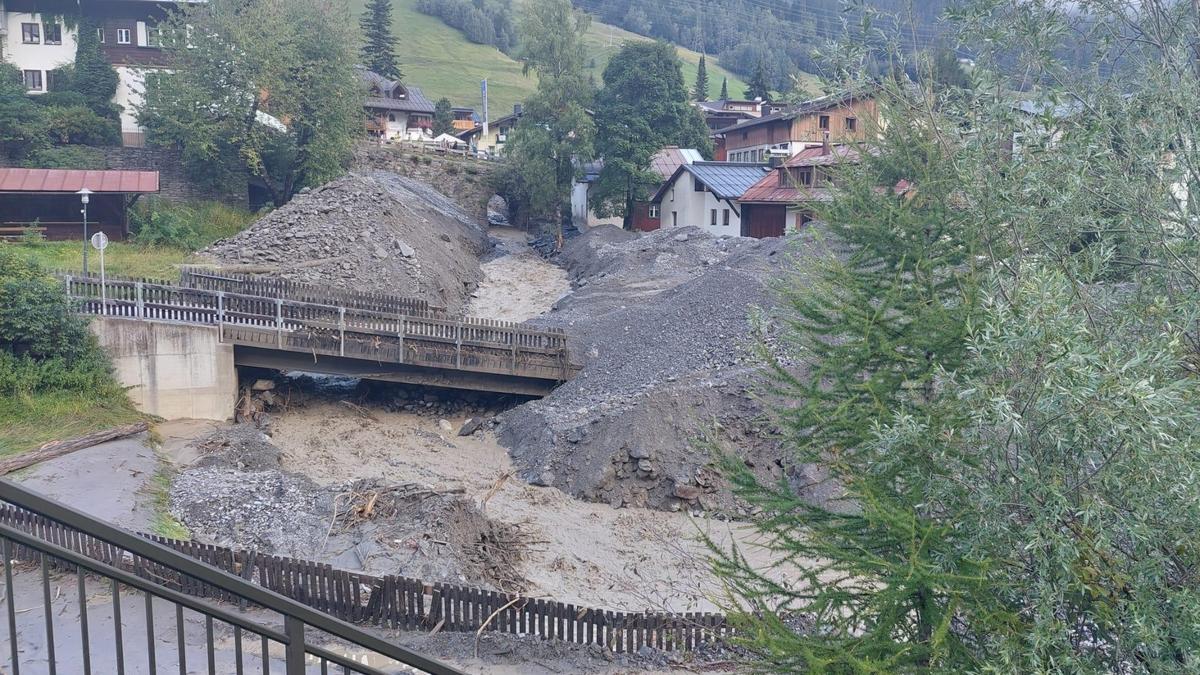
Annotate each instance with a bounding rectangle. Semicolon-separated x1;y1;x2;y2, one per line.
739;169;835;204
0;169;160;193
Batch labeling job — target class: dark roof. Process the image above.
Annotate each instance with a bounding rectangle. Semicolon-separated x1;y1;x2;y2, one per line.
783;145;860;167
651;162;769;202
0;168;159;193
359;68;436;114
715;89;869;135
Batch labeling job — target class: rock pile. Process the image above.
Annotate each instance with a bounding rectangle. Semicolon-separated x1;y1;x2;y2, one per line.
498;225;834;513
201;171;489;313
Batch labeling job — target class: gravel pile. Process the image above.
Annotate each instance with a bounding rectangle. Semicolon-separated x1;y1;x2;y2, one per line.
498;225;833;513
201;170;488;313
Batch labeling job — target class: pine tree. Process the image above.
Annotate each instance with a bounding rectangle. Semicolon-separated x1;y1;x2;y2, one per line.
743;58;770;100
359;0;402;80
693;54;709;101
719;76;728;100
433;98;454;136
712;85;989;671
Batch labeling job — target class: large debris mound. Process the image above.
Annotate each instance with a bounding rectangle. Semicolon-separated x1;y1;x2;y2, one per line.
498;226;831;514
202;171;488;313
171;426;530;591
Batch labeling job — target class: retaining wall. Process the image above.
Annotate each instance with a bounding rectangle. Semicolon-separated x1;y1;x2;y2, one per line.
90;317;236;422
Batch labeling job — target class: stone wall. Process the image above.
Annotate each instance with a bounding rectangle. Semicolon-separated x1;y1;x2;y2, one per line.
1;145;246;206
90;317;237;422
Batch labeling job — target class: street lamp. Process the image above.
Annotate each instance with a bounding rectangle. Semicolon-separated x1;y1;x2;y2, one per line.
76;188;92;274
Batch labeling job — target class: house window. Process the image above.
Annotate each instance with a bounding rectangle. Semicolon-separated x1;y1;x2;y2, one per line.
21;23;40;44
694;176;705;192
819;115;830;130
22;70;43;91
117;28;131;44
723;209;731;226
387;113;396;122
146;25;162;47
672;212;678;227
45;69;62;91
845;117;857;132
710;209;718;226
798;167;813;186
97;28;105;43
648;204;660;219
43;23;62;45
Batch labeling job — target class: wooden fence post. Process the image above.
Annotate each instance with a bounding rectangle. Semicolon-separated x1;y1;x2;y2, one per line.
338;307;346;357
275;298;283;348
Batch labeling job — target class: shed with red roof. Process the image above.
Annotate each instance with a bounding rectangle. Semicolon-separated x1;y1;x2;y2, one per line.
0;169;160;241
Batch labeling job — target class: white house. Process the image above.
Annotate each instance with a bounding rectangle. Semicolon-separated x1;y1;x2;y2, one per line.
1;6;78;93
1;0;181;146
649;161;769;237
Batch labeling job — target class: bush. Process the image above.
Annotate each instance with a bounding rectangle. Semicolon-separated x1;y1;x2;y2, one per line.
0;248;116;396
24;145;107;169
43;104;121;146
131;205;202;250
130;198;256;250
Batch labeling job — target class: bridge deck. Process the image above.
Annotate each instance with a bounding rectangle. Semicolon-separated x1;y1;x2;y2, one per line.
63;274;580;391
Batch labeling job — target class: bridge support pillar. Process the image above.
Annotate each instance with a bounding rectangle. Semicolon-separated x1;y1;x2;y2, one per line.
90;317;237;422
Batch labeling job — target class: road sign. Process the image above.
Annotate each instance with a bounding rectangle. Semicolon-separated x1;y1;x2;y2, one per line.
90;231;109;251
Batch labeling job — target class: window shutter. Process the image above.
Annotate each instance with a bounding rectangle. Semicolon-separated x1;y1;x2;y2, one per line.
136;21;147;46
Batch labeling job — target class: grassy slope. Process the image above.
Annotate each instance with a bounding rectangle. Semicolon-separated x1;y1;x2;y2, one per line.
368;0;752;115
0;390;144;456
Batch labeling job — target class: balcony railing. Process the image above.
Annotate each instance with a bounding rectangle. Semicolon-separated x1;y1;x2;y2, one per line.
0;479;465;675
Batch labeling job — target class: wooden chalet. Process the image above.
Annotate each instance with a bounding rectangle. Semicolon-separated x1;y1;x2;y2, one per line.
719;90;877;163
737;145;859;238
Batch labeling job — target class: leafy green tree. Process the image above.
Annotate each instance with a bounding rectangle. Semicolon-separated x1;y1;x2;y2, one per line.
498;0;594;236
743;57;770;99
360;0;402;80
719;76;729;100
433;98;455;137
141;0;363;206
590;40;713;227
694;53;710;101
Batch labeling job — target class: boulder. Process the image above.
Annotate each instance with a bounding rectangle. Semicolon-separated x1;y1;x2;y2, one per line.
457;417;484;436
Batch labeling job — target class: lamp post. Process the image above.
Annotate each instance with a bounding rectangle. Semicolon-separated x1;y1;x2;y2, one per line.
76;188;92;274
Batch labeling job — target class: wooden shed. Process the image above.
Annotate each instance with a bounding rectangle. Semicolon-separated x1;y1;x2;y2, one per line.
0;168;160;241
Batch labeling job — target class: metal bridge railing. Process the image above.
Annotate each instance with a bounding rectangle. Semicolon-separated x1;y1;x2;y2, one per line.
0;479;465;675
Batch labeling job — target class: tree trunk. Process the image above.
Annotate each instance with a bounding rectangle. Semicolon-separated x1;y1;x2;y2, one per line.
0;422;150;475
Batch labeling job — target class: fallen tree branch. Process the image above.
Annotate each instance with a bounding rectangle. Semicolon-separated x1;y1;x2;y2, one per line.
0;422;150;475
475;595;523;658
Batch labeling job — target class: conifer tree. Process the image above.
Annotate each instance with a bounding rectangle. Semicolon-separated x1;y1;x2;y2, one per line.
743;58;770;99
432;98;454;136
712;85;989;671
359;0;402;80
719;76;728;100
693;54;709;101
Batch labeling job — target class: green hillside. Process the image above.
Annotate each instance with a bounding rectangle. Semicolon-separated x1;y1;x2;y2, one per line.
353;0;755;117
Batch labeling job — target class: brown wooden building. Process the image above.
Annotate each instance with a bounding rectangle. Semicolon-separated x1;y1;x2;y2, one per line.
719;91;878;163
736;145;859;238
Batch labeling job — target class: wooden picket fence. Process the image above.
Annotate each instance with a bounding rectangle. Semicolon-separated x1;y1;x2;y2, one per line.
178;267;445;318
0;506;733;653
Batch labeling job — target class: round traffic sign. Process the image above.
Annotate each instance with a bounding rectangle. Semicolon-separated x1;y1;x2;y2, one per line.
90;231;109;251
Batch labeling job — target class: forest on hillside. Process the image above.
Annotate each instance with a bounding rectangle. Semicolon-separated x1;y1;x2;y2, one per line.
575;0;951;90
414;0;517;53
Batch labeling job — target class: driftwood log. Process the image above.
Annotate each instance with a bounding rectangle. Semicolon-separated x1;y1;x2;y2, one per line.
0;422;150;475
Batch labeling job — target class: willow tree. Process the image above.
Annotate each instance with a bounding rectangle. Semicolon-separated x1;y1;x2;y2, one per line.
140;0;362;205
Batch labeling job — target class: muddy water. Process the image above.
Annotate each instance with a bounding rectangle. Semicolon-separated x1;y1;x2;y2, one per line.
466;227;571;322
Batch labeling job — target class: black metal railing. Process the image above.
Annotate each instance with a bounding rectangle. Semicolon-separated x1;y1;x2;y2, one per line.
0;479;465;675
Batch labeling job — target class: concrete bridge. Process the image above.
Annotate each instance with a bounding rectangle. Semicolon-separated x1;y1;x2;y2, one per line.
64;272;580;421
